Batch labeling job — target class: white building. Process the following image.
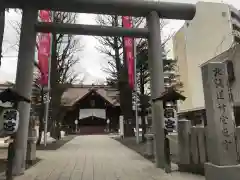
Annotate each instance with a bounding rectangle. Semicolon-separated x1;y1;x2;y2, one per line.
173;1;240;112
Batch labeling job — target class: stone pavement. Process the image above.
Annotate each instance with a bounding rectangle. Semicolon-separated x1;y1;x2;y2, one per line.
13;135;204;180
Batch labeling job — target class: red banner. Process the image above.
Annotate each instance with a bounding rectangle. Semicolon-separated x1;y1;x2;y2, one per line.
122;16;134;90
38;10;51;85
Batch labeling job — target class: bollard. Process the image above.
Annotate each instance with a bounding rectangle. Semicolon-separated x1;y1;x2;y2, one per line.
190;126;199;164
178;119;191;171
145;134;154;158
26;137;36;164
6;138;15;180
164;129;171;173
26;125;37;164
196;126;206;164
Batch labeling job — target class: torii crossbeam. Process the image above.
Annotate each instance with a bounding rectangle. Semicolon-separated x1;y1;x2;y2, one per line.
6;0;195;19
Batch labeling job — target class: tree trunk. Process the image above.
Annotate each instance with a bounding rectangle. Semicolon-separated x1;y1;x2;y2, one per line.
120;37;134;137
0;9;5;67
119;78;134;137
140;69;146;142
37;88;45;145
37;121;43;145
113;15;121;80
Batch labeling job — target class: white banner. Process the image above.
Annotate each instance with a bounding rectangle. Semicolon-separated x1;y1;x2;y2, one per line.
79;109;106;119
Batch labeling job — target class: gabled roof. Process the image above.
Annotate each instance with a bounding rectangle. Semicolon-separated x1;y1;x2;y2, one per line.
61;85;119;107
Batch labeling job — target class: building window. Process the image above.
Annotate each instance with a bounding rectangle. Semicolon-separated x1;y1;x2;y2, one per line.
222;12;226;17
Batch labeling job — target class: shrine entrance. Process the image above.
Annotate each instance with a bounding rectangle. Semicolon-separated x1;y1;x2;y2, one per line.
1;0;196;175
62;85;120;135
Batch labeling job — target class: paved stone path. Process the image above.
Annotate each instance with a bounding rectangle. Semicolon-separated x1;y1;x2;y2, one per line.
14;135;205;180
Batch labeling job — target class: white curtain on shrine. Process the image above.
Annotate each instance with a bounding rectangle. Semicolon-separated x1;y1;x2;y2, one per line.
79;109;106;119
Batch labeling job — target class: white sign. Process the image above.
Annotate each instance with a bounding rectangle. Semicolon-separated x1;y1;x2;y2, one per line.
79;109;106;119
74;120;78;125
119;116;124;137
0;109;19;135
164;108;178;133
43;94;51;103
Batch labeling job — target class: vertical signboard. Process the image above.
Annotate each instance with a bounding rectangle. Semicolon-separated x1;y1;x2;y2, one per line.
202;62;238;165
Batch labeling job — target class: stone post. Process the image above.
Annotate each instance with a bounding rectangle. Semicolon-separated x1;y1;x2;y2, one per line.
178;120;191;169
195;126;207;164
12;7;38;175
145;133;154;158
147;11;166;168
190;126;199;164
26;116;37;164
202;62;240;180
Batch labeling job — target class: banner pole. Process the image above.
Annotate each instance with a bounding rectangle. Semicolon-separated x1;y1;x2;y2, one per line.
43;11;52;147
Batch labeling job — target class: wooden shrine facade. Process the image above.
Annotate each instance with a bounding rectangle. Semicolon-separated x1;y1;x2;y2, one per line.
61;85;120;134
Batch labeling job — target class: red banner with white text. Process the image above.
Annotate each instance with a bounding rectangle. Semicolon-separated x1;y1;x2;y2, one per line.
122;16;134;90
38;10;51;86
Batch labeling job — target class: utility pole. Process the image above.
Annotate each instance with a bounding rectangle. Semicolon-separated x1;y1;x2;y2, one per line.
133;18;140;144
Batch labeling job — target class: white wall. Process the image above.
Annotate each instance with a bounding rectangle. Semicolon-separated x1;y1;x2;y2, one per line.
174;2;234;111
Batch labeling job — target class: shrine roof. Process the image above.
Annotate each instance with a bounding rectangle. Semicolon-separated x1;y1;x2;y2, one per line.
61;85;119;107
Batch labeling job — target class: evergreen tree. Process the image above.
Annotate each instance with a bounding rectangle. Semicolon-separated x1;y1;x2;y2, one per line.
136;40;183;141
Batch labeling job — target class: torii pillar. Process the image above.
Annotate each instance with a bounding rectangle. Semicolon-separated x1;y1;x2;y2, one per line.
147;11;165;168
12;6;38;175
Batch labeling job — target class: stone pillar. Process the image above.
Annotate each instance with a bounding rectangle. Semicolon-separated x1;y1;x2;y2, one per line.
147;11;165;168
178;120;191;167
26;117;37;163
190;127;199;164
195;126;207;164
202;62;240;180
145;133;154;158
13;7;38;175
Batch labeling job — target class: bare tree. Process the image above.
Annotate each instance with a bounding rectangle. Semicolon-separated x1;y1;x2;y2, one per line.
97;15;181;139
135;20;183;141
48;11;85;139
96;15;146;136
10;10;84;140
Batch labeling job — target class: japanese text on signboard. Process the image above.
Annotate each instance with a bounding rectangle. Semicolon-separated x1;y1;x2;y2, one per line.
213;67;234;150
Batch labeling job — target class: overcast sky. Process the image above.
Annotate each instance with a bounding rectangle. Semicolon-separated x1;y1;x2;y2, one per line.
0;0;239;84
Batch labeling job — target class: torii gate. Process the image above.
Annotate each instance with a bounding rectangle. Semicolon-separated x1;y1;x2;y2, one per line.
0;0;196;175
